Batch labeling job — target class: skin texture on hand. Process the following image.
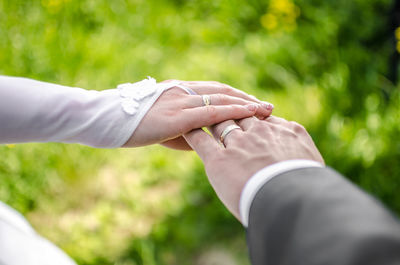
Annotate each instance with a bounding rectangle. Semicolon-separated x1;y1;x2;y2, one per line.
123;80;274;149
183;116;324;220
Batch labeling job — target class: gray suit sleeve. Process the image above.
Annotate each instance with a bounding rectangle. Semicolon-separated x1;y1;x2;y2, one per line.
247;167;400;265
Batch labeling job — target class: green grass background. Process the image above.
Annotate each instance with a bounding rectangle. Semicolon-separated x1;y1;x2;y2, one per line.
1;0;400;264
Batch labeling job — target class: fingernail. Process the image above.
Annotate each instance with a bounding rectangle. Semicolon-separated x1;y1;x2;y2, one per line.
262;101;274;110
246;104;258;111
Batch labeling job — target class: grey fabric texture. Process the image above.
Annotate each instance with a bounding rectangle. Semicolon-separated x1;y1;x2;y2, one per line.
247;167;400;265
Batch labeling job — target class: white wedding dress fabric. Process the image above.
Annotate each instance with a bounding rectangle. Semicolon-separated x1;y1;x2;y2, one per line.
0;76;192;148
0;202;77;265
0;75;192;264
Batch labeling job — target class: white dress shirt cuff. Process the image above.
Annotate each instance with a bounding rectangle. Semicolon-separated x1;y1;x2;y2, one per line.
239;160;324;227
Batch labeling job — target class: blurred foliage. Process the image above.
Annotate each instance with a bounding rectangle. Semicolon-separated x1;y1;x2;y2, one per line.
1;0;400;264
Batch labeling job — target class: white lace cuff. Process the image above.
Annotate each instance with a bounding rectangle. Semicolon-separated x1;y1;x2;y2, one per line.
117;77;196;140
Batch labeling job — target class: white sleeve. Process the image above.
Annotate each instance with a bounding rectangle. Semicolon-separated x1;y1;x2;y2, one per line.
0;76;191;148
239;160;324;227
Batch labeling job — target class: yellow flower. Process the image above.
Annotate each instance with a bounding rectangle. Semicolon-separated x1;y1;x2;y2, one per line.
261;0;300;32
396;41;400;54
261;14;278;30
6;144;15;148
395;27;400;41
271;0;294;14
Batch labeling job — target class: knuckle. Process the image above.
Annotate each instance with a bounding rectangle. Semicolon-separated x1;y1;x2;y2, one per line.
215;94;226;104
280;126;298;139
287;130;299;138
290;121;306;133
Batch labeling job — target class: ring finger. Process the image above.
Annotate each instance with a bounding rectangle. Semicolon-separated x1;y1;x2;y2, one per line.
183;94;272;117
211;120;243;147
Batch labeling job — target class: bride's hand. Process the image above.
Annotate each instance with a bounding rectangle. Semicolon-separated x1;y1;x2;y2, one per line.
123;81;273;149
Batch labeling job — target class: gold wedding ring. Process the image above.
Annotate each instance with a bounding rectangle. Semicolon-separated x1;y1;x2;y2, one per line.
220;124;241;144
202;95;211;106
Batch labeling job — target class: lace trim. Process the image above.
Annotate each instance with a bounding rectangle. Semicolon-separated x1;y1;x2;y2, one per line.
118;77;196;115
118;77;158;115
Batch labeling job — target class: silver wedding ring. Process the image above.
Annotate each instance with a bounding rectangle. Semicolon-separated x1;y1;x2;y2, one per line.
220;124;241;144
202;95;211;106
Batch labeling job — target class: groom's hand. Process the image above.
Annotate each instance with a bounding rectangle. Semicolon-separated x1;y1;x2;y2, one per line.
183;116;324;220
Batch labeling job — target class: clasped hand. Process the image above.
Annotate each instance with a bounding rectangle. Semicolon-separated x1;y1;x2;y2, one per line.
123;80;273;149
184;116;324;220
124;79;324;223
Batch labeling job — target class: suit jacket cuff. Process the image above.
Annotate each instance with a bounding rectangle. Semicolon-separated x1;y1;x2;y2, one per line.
239;159;324;227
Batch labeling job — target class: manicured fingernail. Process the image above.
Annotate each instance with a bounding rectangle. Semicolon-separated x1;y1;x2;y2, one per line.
262;101;274;110
246;104;258;111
